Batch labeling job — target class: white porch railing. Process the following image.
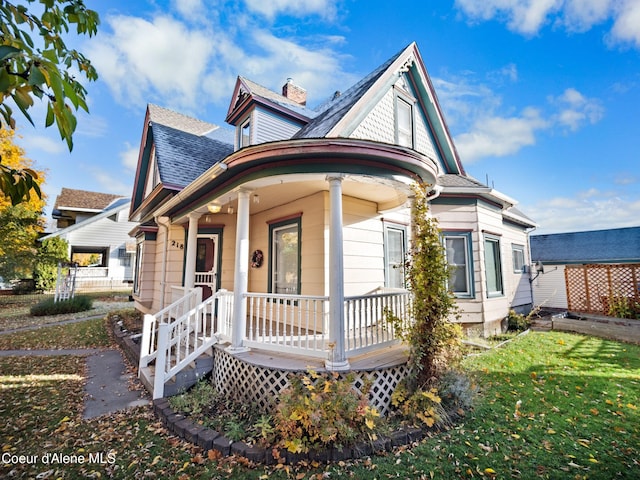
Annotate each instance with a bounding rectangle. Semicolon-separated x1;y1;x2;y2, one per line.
139;288;234;399
344;290;411;356
241;290;412;358
244;292;330;357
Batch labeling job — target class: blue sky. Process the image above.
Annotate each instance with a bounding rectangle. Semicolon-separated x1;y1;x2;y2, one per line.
14;0;640;234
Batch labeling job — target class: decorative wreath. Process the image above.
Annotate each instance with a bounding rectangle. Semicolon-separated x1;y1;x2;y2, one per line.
251;249;264;268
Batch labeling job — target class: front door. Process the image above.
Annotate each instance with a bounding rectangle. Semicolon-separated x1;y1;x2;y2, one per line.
195;234;218;299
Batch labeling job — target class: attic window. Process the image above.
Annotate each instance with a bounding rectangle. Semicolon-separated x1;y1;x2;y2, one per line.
240;118;251;147
395;96;414;148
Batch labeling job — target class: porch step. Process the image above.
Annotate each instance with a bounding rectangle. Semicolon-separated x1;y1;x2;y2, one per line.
139;349;214;398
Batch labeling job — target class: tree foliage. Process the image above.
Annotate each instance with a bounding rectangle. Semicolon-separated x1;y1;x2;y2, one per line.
35;236;68;291
0;0;99;205
0;127;45;280
389;183;463;389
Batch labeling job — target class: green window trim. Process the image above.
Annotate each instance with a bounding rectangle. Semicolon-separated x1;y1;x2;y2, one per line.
383;222;407;289
268;216;302;295
484;234;504;298
443;231;475;298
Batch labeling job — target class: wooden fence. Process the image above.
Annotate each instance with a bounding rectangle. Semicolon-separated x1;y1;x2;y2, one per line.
565;264;640;315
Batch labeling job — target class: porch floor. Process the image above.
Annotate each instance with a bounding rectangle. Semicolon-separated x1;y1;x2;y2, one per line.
220;342;410;372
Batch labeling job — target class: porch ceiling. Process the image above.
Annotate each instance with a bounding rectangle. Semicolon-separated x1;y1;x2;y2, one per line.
175;172;412;223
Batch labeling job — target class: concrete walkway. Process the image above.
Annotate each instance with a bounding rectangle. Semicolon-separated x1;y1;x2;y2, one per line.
0;316;150;419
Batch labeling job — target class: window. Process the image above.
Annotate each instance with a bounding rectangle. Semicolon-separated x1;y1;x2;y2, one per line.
484;235;503;297
384;224;407;288
269;218;301;294
444;232;473;297
133;242;143;295
396;97;413;147
118;248;131;268
240;118;251;147
512;244;525;273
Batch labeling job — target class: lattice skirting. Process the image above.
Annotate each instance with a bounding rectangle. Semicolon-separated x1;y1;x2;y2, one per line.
211;347;410;416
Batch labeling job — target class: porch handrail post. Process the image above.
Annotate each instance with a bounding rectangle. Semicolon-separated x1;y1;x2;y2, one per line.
153;322;169;400
326;175;350;371
227;188;251;353
184;212;201;291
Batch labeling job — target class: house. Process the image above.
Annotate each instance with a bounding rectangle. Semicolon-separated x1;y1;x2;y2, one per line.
531;226;640;314
129;42;536;406
41;188;139;290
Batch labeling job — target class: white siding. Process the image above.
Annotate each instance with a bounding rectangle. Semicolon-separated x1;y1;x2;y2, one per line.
350;90;396;145
533;265;568;309
254;107;303;144
349;82;438;160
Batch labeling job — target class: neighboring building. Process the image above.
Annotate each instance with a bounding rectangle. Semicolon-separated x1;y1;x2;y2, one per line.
129;42;536;401
531;226;640;313
41;188;139;290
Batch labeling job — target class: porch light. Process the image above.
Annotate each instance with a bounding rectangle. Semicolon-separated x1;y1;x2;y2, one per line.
227;206;235;214
207;203;222;214
253;194;260;204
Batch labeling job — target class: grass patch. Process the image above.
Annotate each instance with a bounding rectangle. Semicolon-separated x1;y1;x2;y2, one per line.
0;331;638;479
0;318;111;350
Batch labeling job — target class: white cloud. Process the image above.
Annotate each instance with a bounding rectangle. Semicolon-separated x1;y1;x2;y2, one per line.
455;107;548;162
455;0;640;48
525;191;640;233
244;0;339;21
120;143;140;173
549;88;604;132
88;166;133;196
87;15;214;110
18;134;66;155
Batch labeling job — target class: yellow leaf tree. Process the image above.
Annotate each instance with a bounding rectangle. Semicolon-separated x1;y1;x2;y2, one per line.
0;128;46;281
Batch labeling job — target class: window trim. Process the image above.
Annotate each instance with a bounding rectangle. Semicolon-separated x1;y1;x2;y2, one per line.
394;92;415;148
268;217;302;295
512;244;526;274
383;222;407;289
443;231;475;298
239;117;251;148
483;234;504;298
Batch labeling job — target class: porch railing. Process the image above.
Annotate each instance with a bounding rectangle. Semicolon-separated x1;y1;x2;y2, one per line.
139;288;234;399
344;290;411;356
241;289;412;358
244;292;330;357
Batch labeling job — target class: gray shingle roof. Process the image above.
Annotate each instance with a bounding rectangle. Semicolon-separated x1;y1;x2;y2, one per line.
239;77;316;119
438;174;488;188
531;227;640;264
292;47;404;139
152;122;234;189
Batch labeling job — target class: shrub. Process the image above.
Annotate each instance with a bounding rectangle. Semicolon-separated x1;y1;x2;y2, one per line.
169;379;216;416
608;294;640;319
507;309;530;332
30;295;93;316
274;369;379;453
391;381;449;428
436;369;478;415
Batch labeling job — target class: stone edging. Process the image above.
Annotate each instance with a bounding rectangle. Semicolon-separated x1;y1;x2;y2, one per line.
152;398;429;465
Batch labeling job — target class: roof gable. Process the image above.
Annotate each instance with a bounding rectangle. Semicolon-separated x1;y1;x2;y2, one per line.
293;42;464;175
130;105;234;220
226;76;315;125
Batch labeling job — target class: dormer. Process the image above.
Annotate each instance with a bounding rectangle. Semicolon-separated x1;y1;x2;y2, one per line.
225;77;315;151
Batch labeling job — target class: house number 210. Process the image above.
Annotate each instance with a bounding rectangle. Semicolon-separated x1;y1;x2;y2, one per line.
171;240;184;250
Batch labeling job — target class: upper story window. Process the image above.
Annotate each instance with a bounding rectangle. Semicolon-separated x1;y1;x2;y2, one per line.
395;96;413;148
240;118;251;148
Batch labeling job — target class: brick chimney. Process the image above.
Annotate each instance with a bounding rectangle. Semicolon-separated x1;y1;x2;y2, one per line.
282;78;307;106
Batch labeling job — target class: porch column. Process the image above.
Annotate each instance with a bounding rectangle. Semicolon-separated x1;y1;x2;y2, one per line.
227;188;251;353
184;212;201;291
326;175;350;371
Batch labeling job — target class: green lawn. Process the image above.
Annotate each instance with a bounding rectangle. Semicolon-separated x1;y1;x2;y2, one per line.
0;328;638;479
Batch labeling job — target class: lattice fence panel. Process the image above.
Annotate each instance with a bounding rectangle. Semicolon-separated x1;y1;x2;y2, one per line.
212;348;410;416
565;263;640;315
